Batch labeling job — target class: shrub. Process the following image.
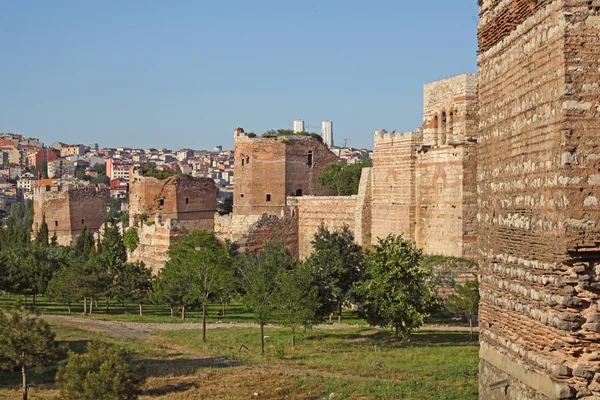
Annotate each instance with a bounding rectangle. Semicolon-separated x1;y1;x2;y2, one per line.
56;341;142;400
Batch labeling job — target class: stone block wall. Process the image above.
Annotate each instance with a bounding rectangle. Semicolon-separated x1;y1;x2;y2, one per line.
423;74;479;146
33;183;107;246
293;196;359;259
371;131;421;243
233;132;337;217
478;1;600;398
416;144;478;258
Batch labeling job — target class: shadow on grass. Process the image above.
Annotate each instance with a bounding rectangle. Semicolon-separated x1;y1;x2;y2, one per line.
306;330;479;348
142;381;199;397
144;356;239;378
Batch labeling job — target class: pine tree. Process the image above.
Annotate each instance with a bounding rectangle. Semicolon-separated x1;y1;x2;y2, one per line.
0;307;62;400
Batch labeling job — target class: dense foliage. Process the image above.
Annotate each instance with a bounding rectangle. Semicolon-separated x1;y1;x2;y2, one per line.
356;235;438;338
318;157;373;195
57;341;142;400
262;129;324;143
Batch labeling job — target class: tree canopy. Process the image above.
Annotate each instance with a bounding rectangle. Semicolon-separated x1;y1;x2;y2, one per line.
318;157;372;196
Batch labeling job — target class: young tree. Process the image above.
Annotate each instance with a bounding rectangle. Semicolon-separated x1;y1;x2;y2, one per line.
46;266;79;313
239;242;293;355
114;262;153;316
56;341;142;400
167;231;233;342
318;157;372;196
99;223;127;312
305;225;364;323
277;263;319;349
34;216;49;245
356;235;437;338
151;266;184;318
0;307;62;400
445;279;480;339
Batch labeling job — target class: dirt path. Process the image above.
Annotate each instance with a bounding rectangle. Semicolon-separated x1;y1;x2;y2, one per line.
42;314;476;340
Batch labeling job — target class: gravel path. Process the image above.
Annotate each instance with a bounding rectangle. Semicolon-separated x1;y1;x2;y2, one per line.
41;314;476;340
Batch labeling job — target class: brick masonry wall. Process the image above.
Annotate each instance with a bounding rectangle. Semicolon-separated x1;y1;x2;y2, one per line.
233;133;337;217
33;184;107;246
423;74;479;145
478;1;600;398
371;131;421;243
293;196;359;259
416;145;478;258
127;174;217;271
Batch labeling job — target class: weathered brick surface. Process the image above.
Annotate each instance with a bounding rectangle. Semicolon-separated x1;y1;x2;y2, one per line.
416;145;478;258
128;173;217;271
33;182;107;246
292;196;358;259
478;1;600;398
233;132;337;217
371;131;420;243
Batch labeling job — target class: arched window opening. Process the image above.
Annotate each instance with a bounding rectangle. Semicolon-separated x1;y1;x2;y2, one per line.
449;111;454;139
241;158;244;166
440;112;447;145
433;115;439;146
246;156;250;165
296;189;303;197
307;151;313;167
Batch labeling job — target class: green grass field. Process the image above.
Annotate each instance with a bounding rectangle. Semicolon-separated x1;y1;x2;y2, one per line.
0;293;478;399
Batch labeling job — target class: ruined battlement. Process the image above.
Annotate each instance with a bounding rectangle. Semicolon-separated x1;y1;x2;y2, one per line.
233;127;337;217
32;182;107;246
128;172;217;226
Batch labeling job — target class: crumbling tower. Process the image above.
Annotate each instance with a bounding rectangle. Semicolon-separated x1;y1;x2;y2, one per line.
478;1;600;398
32;181;107;246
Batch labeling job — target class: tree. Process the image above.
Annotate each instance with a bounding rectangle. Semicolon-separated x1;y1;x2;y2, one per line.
318;157;372;196
152;264;189;318
35;216;49;245
114;262;153;316
445;279;480;339
56;341;142;400
239;242;293;355
99;223;127;312
123;227;139;254
305;225;364;323
166;231;233;341
356;235;437;338
0;307;62;400
46;266;79;313
69;228;110;315
218;196;233;215
277;263;319;349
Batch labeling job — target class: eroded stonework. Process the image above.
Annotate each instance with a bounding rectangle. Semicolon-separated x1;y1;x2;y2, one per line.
32;181;107;246
478;1;600;398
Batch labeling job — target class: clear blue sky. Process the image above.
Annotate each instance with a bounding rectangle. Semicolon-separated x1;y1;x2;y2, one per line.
0;1;479;150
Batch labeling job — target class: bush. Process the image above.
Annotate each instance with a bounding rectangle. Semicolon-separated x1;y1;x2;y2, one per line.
56;341;142;400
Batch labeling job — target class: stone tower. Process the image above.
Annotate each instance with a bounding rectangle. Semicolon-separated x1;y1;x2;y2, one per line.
478;1;600;398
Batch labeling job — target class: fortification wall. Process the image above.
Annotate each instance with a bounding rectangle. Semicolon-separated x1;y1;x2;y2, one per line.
293;196;359;259
416;145;478;258
478;1;600;398
129;219;174;274
371;131;421;243
33;184;107;246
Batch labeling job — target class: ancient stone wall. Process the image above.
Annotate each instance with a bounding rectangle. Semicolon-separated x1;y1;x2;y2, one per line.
33;183;107;246
127;173;217;271
233;132;336;217
416;144;478;258
478;1;600;398
292;196;359;259
370;131;421;243
423;74;479;145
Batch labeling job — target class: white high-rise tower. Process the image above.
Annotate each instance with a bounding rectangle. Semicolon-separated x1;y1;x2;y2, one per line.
293;120;305;133
321;120;333;146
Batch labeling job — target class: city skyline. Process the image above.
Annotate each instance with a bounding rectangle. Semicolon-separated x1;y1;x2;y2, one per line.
0;1;479;150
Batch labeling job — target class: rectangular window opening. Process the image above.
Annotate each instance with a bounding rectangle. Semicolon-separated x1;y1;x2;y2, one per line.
185;197;189;205
159;199;164;206
266;194;271;202
81;219;85;225
54;221;58;227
